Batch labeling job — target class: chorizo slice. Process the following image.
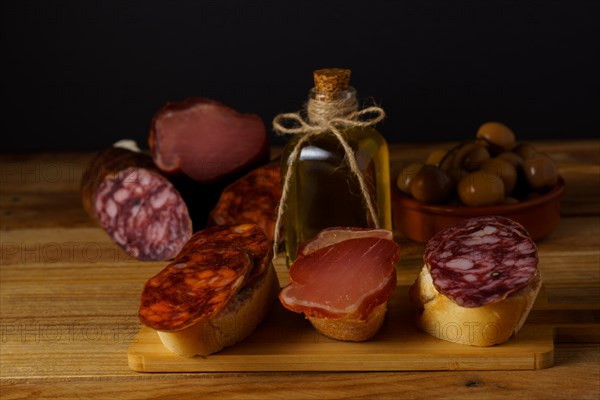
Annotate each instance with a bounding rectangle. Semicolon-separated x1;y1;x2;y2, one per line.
139;245;253;331
208;163;282;241
81;146;192;261
177;224;271;284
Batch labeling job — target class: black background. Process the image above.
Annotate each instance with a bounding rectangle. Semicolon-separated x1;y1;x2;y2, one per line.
2;1;599;152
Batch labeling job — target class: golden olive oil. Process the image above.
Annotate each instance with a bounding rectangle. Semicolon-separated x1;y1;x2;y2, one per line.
278;68;392;265
281;124;391;263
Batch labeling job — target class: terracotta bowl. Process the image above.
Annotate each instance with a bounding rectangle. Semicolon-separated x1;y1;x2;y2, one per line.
392;177;565;243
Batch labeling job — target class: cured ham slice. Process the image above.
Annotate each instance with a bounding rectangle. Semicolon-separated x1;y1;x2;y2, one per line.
280;236;400;321
297;227;393;257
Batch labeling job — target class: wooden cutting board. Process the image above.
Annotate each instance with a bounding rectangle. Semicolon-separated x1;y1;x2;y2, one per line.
127;283;599;372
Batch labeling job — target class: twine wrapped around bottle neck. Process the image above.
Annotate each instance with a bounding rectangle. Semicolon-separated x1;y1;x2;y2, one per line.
271;91;386;259
306;88;359;125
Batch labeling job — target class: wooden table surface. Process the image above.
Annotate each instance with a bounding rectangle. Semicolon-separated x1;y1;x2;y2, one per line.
1;141;599;399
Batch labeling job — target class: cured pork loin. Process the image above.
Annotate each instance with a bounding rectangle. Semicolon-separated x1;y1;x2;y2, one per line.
81;146;192;261
297;227;393;257
149;98;269;184
280;228;400;341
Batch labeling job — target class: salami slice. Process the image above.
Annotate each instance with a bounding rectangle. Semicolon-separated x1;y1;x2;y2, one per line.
139;245;253;331
177;224;271;284
81;146;192;261
424;216;538;308
424;215;529;257
208;163;282;241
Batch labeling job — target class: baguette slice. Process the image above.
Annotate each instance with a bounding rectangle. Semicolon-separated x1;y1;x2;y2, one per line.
157;263;279;357
410;265;541;346
307;302;388;342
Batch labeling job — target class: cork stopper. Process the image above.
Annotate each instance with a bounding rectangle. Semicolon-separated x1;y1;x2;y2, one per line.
313;68;351;101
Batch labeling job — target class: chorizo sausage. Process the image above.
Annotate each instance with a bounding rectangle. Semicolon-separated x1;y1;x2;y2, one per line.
208;163;281;241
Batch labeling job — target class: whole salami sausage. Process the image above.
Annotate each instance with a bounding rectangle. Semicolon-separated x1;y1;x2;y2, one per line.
207;163;282;241
424;216;539;308
81;146;192;261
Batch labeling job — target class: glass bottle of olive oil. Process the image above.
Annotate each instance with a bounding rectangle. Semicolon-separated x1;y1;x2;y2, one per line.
280;68;392;264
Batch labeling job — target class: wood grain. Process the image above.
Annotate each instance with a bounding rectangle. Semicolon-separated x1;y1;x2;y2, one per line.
1;141;599;399
2;345;599;400
128;282;570;372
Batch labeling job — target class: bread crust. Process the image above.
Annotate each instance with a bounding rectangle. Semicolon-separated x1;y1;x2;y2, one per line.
157;264;279;357
410;265;541;346
307;302;388;342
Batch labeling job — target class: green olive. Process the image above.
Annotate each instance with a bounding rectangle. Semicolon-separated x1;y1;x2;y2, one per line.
409;165;453;204
396;163;424;195
495;151;524;168
458;171;505;206
513;142;538;160
444;141;480;170
476;122;516;151
462;145;491;172
481;158;517;195
425;149;448;166
523;153;559;191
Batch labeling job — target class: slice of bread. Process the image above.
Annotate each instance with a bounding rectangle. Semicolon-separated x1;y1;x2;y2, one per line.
307;302;388;342
410;265;541;346
157;263;279;357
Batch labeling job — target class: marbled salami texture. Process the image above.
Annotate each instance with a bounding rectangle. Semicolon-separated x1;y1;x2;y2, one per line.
424;216;538;308
81;147;192;261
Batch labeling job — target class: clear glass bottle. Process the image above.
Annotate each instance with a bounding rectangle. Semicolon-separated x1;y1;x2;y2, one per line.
280;68;392;264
